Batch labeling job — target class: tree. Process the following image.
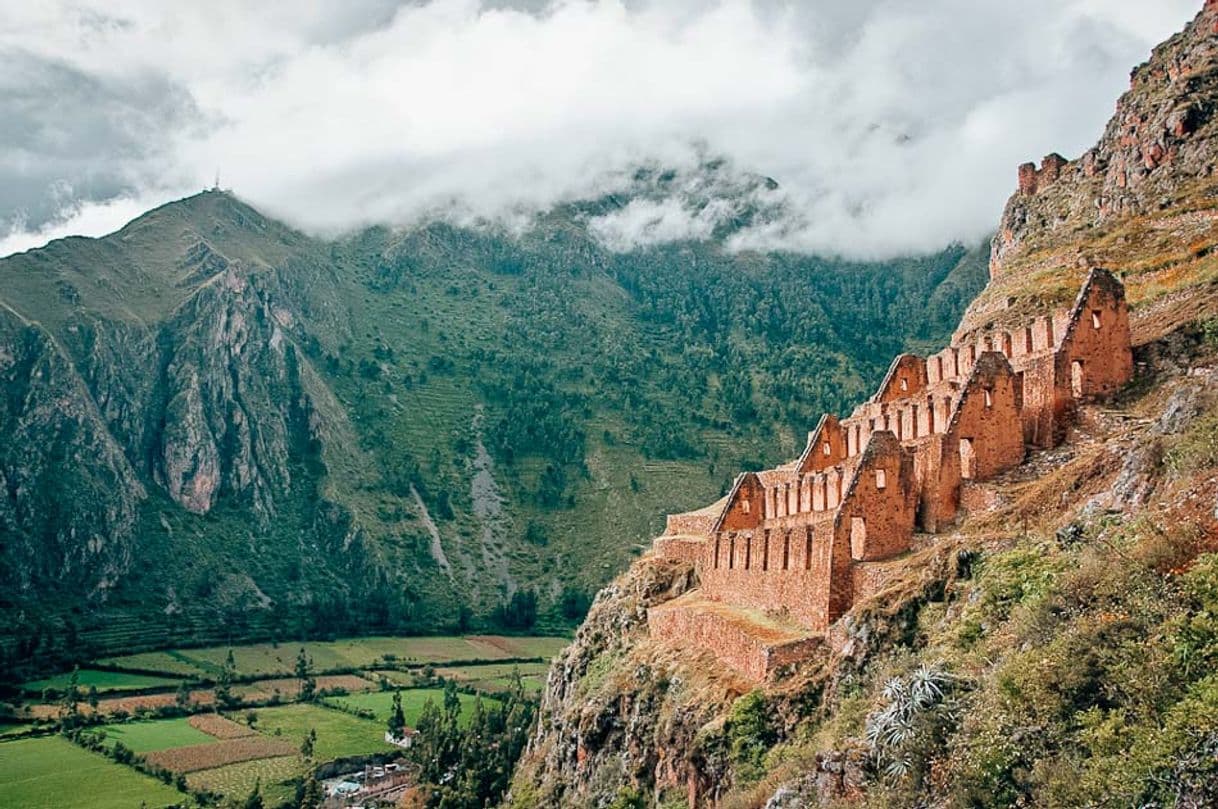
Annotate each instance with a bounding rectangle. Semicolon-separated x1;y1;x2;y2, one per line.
496;589;537;630
215;652;237;710
298;770;325;809
59;667;81;729
241;778;264;809
408;671;538;808
388;688;407;740
299;728;316;760
175;680;192;708
86;685;99;711
559;586;591;621
295;648;316;703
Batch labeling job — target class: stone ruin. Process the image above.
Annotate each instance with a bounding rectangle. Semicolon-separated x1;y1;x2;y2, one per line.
648;268;1133;682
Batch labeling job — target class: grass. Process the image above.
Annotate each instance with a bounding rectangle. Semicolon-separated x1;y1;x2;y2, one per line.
22;669;183;695
94;651;210;678
435;662;549;693
99;635;570;678
186;756;300;805
323;688;499;728
97;717;215;753
435;661;550;679
475;674;545;694
0;736;184;808
250;703;394;760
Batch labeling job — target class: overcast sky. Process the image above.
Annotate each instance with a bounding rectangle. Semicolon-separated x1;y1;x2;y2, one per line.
0;0;1202;259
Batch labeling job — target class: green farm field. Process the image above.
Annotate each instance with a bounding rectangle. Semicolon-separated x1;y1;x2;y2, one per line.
91;651;211;678
98;717;215;753
435;662;549;693
251;703;394;760
98;634;568;678
185;755;301;806
0;736;184;809
323;688;499;728
22;669;183;695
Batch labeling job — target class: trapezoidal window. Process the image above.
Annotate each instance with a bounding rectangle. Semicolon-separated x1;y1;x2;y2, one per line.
741;499;750;515
850;517;867;560
1091;310;1102;329
782;532;790;570
984;389;993;408
875;469;887;490
959;438;975;480
823;442;832;456
804;528;813;570
899;378;909;391
1072;359;1085;398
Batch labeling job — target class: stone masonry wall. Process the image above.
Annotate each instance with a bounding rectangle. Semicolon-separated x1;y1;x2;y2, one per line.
647;600;823;682
650;269;1133;671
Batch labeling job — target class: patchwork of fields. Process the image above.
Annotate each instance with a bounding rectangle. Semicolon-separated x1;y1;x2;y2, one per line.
1;634;566;807
94;634;567;678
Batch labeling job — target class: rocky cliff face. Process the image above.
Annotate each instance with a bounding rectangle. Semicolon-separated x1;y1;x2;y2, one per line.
509;557;734;808
0;311;143;599
961;1;1218;340
0;195;383;665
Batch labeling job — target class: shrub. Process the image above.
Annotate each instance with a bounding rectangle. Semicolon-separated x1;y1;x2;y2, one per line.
727;690;776;784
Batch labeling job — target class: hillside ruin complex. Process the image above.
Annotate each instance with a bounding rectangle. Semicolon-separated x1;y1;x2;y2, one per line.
648;267;1134;681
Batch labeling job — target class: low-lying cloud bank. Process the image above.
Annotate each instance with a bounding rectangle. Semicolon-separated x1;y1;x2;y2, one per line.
0;0;1200;259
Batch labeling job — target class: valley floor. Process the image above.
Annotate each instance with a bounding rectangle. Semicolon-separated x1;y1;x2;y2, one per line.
0;633;566;808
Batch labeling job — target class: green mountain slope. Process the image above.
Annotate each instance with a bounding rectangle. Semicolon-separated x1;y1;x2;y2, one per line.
0;188;987;672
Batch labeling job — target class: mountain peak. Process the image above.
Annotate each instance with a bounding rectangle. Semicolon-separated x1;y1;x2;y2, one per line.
958;0;1218;341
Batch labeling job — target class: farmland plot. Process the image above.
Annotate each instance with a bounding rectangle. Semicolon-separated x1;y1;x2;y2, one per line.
253;703;393;760
145;736;296;772
189;713;257;739
186;756;301;805
100;717;214;752
324;688;498;728
22;669;184;695
0;736;184;809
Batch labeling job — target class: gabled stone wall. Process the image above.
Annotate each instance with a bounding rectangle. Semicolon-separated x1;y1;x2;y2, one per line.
650;269;1132;681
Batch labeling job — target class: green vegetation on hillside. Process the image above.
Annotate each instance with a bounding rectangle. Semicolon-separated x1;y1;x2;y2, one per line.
0;188;988;677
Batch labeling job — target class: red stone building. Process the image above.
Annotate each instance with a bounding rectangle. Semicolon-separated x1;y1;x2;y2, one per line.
648;269;1133;681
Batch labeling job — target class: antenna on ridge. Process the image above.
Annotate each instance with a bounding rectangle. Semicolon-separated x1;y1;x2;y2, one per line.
213;169;221;192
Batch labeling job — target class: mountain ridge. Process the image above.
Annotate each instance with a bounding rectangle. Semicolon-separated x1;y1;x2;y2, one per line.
0;183;988;676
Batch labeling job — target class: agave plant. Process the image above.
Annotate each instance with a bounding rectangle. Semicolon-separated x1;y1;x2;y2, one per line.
865;664;958;784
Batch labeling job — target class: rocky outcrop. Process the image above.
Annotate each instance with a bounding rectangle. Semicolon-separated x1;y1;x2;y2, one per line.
153;264;306;519
0;311;144;600
992;2;1218;276
509;557;744;808
961;1;1218;338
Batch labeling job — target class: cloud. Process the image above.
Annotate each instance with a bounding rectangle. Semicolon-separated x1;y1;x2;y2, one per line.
0;0;1202;259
